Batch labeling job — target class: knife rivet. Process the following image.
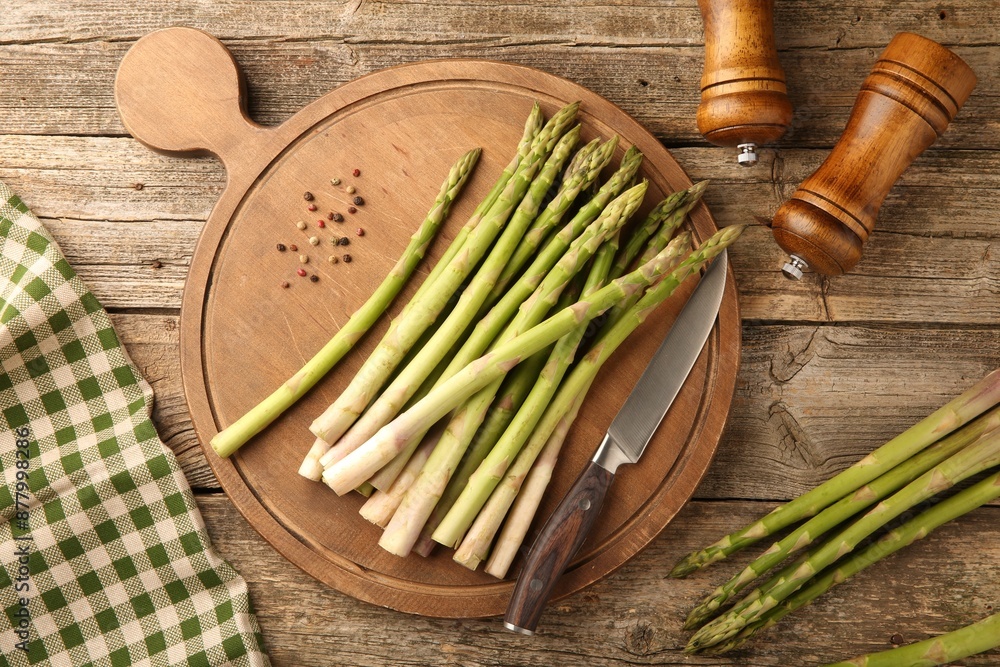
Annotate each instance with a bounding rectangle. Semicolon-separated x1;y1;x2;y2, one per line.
529;579;543;592
579;498;592;511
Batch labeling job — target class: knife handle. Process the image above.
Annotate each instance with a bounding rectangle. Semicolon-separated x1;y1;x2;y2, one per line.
771;32;976;277
504;460;614;635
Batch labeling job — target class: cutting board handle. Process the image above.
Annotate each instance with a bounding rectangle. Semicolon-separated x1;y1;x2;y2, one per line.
115;27;267;165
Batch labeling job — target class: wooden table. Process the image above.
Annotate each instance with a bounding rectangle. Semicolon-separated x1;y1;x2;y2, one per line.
3;2;999;664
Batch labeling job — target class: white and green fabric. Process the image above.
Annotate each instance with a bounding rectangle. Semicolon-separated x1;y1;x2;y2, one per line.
0;182;270;666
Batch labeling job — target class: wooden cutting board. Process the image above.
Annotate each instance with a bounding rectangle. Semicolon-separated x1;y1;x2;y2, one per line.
114;27;741;618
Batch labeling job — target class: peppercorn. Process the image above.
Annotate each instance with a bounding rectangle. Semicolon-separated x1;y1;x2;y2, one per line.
343;254;352;263
338;237;350;246
277;243;287;252
289;244;298;252
346;185;356;195
317;220;326;228
307;204;317;212
299;254;309;263
331;177;341;186
353;195;364;206
332;212;344;222
303;191;314;201
328;255;339;264
296;268;307;277
348;206;357;214
309;274;319;283
296;221;307;230
352;168;361;177
356;228;365;237
281;281;290;289
309;236;320;246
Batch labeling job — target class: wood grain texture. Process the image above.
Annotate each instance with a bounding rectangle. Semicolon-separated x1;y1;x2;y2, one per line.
4;0;1000;661
4;139;999;321
197;493;1000;665
118;315;1000;504
3;37;1000;149
3;0;997;48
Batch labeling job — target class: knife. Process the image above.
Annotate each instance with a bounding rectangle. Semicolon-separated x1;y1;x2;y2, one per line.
504;249;729;635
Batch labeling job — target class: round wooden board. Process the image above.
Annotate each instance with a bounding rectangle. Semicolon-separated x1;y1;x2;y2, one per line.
116;28;740;618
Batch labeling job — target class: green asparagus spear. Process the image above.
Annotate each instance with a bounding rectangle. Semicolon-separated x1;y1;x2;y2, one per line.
824;611;1000;667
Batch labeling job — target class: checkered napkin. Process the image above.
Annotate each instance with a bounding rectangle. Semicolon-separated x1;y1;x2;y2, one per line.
0;182;270;666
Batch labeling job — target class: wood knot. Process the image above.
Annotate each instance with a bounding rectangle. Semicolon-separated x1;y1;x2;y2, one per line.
622;621;655;656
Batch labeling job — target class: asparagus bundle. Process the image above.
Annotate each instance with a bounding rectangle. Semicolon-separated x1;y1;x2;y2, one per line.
452;227;736;570
672;367;1000;577
303;102;579;475
315;123;586;471
688;425;1000;651
211;147;482;459
322;210;678;496
715;469;1000;656
417;182;708;556
289;103;746;581
684;406;1000;631
376;184;648;555
678;367;1000;660
385;151;643;493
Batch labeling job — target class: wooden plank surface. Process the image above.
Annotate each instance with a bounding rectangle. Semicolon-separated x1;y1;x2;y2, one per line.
3;0;999;663
5;40;1000;149
5;138;999;320
197;493;1000;665
115;312;1000;501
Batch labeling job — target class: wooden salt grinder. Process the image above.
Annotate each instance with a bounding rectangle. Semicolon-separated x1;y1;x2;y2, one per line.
697;0;793;166
772;33;976;279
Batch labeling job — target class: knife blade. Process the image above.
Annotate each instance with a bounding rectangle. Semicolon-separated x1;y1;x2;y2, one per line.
504;249;729;635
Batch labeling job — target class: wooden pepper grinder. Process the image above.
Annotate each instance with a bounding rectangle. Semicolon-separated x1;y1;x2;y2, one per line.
697;0;793;165
772;33;976;279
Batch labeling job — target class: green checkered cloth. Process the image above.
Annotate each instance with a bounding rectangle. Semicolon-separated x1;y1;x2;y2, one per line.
0;182;270;666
